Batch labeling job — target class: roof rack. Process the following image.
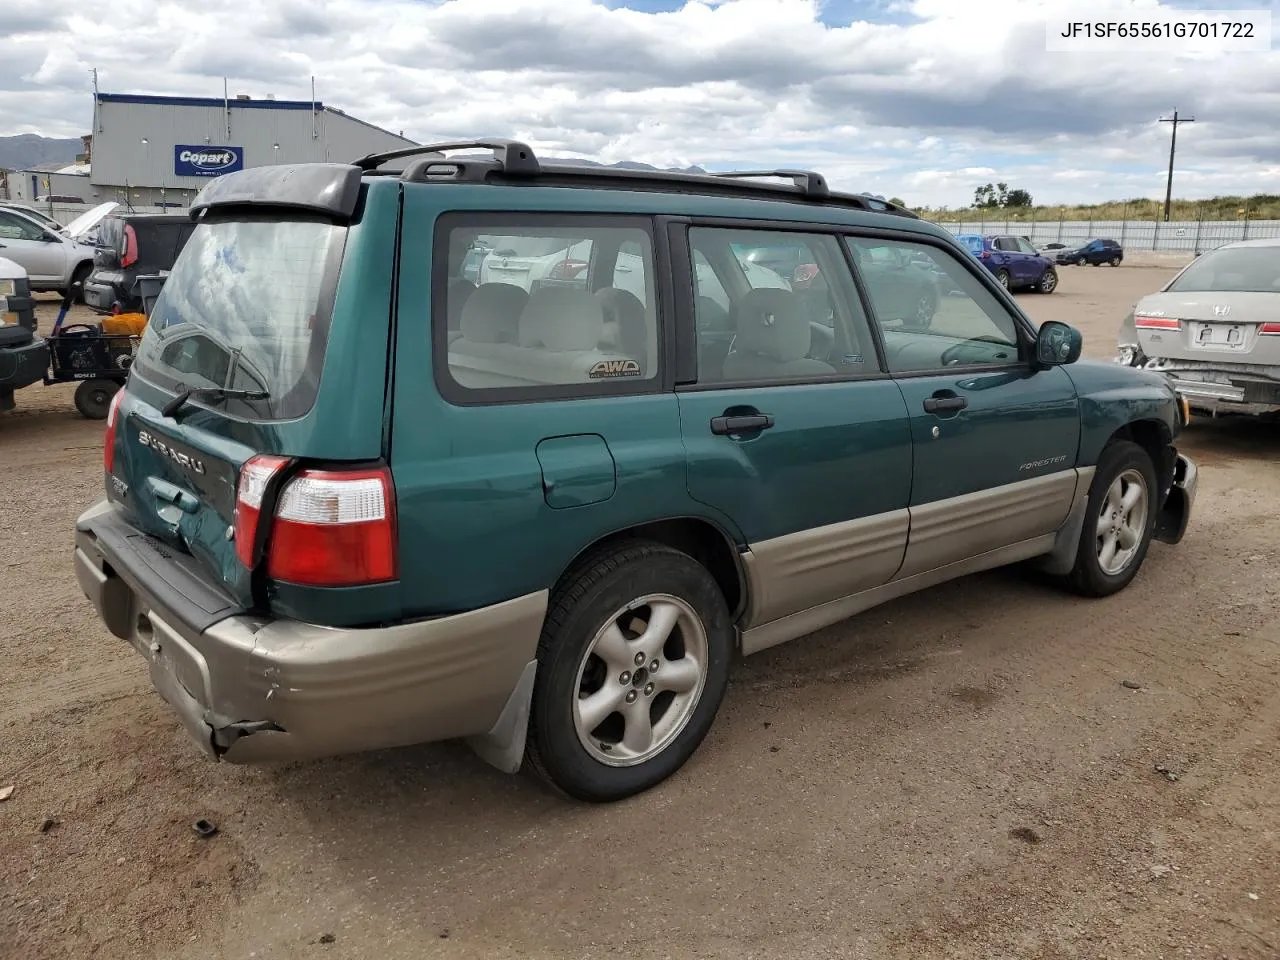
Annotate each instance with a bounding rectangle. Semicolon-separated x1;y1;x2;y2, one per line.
354;138;540;174
356;138;918;218
711;170;830;199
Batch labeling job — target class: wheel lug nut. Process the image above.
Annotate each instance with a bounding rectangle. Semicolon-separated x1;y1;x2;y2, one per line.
619;671;631;685
625;690;638;703
634;652;646;666
650;659;660;672
644;683;655;696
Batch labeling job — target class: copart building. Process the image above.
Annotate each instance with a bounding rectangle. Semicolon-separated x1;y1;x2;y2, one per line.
11;91;418;208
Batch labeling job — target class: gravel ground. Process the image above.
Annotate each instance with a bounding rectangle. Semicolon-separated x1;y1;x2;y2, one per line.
2;268;1278;960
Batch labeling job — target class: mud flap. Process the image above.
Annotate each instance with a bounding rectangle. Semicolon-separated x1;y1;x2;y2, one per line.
1155;455;1198;545
466;659;537;774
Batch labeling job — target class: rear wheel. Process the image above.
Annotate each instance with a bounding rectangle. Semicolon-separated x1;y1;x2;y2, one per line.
995;269;1011;291
1064;440;1157;597
525;541;733;802
74;378;120;420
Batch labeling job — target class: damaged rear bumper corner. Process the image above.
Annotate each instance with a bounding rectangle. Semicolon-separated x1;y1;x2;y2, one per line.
74;497;548;770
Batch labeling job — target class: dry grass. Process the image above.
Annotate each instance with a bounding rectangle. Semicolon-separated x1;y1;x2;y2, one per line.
915;194;1280;222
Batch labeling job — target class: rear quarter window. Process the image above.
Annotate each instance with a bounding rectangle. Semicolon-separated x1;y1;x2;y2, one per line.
435;215;662;404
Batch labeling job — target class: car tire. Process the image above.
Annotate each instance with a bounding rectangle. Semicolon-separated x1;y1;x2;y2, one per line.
1037;268;1058;294
70;263;92;303
524;540;733;802
1064;440;1158;598
994;268;1012;291
1110;256;1121;267
73;378;120;420
902;288;938;331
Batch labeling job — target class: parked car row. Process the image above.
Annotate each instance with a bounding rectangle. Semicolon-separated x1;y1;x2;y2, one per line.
0;201;194;313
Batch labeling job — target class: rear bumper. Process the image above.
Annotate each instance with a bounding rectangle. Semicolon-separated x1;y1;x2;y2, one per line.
74;497;547;766
1166;375;1280;416
83;279;125;313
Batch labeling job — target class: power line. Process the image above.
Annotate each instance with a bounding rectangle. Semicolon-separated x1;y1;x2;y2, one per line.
1159;110;1195;222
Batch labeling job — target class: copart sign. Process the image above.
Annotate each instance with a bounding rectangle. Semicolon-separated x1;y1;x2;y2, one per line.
174;145;244;178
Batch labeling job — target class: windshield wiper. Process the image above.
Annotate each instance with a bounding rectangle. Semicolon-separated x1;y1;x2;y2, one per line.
162;386;270;418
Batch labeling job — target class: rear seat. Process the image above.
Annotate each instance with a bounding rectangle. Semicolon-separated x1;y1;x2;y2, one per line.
449;285;646;388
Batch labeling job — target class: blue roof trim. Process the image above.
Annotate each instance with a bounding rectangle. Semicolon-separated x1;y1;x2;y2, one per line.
97;92;321;111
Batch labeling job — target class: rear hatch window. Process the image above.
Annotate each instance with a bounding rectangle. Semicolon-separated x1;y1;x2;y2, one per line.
957;235;984;257
131;215;345;421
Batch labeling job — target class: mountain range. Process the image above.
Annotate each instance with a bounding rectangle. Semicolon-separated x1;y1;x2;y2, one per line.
0;134;82;171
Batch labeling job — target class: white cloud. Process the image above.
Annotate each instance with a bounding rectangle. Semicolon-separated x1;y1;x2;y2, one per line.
1;0;1277;207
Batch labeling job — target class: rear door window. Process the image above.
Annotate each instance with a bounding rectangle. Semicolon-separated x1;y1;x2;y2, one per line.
132;214;346;420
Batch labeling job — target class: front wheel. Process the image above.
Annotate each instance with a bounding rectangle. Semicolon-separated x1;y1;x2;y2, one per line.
70;263;92;304
1064;440;1158;597
525;541;733;802
1037;268;1058;293
1110;256;1121;267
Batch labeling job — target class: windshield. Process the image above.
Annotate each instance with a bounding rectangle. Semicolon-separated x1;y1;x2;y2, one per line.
132;215;345;420
1166;246;1280;294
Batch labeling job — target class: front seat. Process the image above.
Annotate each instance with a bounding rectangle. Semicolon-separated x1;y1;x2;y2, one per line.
720;288;835;381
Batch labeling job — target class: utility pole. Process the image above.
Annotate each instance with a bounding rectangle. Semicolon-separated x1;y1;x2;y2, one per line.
1159;110;1195;222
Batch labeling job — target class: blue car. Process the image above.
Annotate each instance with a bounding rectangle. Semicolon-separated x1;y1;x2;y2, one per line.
955;233;1059;294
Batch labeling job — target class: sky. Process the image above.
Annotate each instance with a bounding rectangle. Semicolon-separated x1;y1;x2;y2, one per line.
3;0;1279;208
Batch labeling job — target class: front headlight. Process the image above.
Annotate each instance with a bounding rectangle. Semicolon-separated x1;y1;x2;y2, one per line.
1114;344;1139;366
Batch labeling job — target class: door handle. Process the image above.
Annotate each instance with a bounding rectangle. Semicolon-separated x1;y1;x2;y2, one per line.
923;396;967;414
710;413;775;436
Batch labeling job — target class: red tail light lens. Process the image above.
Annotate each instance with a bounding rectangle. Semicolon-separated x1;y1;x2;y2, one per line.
234;455;292;568
1134;315;1181;330
103;389;124;474
121;224;138;269
265;466;398;587
1259;322;1280;336
980;250;990;259
549;258;588;281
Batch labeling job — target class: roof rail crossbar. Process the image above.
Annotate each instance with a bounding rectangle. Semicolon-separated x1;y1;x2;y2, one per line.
354;139;540;174
712;169;831;199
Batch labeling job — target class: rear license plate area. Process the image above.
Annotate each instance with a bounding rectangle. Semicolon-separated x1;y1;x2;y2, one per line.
1190;322;1247;350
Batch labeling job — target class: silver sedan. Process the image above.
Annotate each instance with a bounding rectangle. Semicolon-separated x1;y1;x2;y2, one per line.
1115;238;1280;416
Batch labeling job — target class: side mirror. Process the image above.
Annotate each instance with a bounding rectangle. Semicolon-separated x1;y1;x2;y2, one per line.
1036;321;1082;367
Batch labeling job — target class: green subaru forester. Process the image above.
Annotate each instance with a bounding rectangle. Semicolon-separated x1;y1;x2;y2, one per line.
74;140;1198;802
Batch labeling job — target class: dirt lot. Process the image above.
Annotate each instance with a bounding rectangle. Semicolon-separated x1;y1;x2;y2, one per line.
2;266;1278;960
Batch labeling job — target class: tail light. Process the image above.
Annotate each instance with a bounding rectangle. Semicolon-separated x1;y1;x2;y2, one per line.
1134;315;1181;330
549;258;588;281
121;224;138;269
235;458;398;587
103;389;124;474
1259;322;1280;336
234;455;292;568
979;250;990;259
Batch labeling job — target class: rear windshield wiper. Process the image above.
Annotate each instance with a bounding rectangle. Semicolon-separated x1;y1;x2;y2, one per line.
162;386;270;418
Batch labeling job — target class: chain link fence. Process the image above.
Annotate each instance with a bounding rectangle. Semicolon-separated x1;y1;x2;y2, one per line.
931;216;1280;253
